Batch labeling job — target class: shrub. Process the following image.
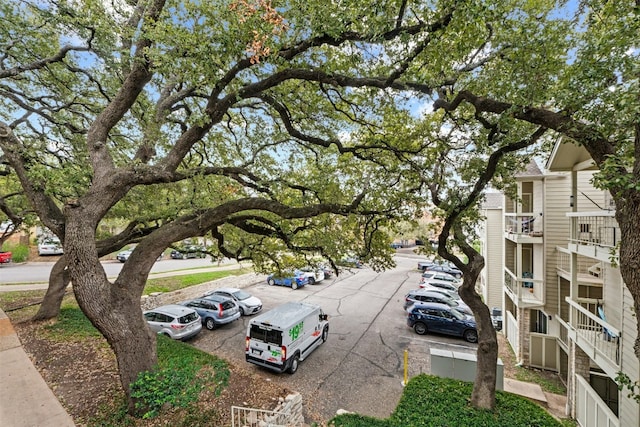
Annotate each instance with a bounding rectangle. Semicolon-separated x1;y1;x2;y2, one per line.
0;242;29;263
330;374;562;427
130;335;229;419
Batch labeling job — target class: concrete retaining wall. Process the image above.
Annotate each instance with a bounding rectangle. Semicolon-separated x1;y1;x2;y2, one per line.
140;272;266;310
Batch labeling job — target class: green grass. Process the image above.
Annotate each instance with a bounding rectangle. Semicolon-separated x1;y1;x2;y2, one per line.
331;374;563;427
514;366;567;395
43;306;103;339
143;269;250;293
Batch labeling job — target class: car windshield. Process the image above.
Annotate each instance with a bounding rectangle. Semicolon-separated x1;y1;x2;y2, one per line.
232;290;251;301
449;308;465;320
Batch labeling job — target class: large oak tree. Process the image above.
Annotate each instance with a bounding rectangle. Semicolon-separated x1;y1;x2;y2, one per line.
0;0;460;414
3;0;636;418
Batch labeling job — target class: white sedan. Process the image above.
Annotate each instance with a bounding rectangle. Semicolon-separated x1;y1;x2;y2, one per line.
203;287;262;316
38;238;63;256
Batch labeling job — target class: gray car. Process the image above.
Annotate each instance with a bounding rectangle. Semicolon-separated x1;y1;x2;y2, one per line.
181;294;241;330
204;287;262;316
143;304;202;340
404;289;473;315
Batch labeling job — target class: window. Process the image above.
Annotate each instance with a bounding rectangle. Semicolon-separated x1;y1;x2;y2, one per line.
250;325;283;346
531;310;548;334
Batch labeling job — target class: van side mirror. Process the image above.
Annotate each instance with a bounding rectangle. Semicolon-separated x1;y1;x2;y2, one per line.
320;314;328;321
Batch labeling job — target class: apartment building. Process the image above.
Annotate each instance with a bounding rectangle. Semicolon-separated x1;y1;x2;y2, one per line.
482;139;639;427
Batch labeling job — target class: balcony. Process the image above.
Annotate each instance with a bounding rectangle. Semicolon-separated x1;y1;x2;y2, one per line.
505;213;544;244
568;212;620;262
555;246;604;285
504;268;544;307
566;297;620;378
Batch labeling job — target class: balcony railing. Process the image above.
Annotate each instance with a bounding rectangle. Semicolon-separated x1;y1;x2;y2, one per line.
566;297;620;373
504;268;544;305
505;213;543;236
557;317;570;351
555;246;604;287
575;374;619;427
568;211;619;248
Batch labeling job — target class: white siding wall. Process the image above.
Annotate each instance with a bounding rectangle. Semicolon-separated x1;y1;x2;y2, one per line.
602;265;622;331
619;282;640;427
577;171;606;211
533;180;544;216
484;208;504;312
543;174;571;315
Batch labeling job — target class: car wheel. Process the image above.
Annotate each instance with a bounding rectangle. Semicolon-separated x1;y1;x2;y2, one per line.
322;326;329;342
239;307;245;316
287;354;300;374
205;318;216;330
268;278;275;286
413;322;428;335
463;329;478;343
308;277;315;285
291;282;298;290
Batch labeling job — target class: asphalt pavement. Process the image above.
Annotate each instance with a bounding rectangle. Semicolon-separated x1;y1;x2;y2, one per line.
0;254;567;425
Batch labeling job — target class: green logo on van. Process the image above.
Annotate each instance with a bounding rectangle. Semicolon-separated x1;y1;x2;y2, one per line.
289;321;303;341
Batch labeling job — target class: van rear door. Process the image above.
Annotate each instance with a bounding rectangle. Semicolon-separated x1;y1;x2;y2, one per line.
247;324;285;367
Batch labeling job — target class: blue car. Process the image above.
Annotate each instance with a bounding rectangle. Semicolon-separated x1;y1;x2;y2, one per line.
407;302;478;343
267;270;308;289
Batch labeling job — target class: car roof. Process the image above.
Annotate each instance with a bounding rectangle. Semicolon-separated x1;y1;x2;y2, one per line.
408;289;449;297
422;278;458;287
145;304;197;317
201;294;233;302
212;287;240;293
410;301;453;310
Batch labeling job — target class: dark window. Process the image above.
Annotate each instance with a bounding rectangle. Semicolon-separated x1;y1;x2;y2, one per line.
178;312;198;323
155;313;172;323
250;325;282;346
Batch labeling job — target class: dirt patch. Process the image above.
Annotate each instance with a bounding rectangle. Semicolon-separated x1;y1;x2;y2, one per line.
13;319;292;426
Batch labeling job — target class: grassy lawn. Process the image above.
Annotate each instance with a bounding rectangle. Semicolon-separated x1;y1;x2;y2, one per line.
330;375;567;427
143;268;251;293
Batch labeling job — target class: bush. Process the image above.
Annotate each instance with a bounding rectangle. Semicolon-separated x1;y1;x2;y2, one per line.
130;335;229;419
330;375;562;427
1;242;29;263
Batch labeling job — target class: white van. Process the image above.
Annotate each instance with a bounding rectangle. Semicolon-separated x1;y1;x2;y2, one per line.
245;301;329;374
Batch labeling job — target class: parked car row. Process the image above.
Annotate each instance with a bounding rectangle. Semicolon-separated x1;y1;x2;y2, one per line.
416;259;462;279
266;266;332;289
170;245;206;259
143;286;331;376
143;287;263;339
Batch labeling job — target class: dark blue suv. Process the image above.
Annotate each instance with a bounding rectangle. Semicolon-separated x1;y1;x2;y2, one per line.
407;302;478;343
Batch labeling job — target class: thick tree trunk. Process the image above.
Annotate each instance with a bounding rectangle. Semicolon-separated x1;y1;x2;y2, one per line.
458;255;498;410
64;212;157;415
33;256;70;320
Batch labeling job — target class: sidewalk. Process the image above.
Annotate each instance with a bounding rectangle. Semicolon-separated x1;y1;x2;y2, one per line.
0;262;259;427
0;308;75;427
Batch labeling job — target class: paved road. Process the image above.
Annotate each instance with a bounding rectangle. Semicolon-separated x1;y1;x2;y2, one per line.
189;254;477;423
0;256;239;285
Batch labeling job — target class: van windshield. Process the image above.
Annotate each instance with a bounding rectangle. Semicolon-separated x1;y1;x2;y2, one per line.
250;325;282;346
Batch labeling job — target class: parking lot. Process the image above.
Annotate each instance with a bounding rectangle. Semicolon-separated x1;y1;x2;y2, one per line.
189;254;477;423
